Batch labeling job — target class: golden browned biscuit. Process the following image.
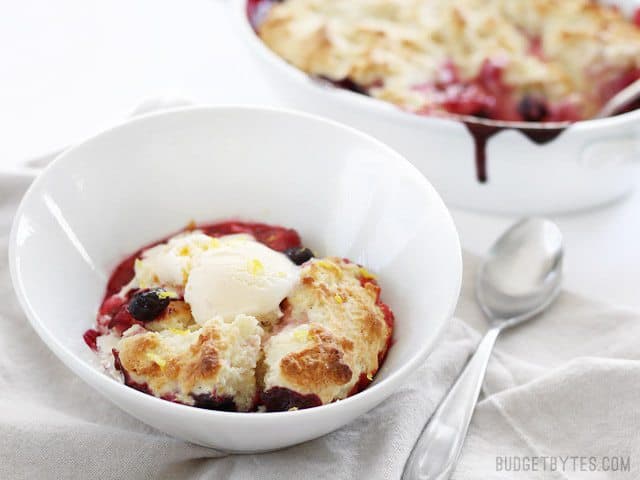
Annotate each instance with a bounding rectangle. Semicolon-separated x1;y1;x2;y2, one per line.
115;315;263;411
144;300;196;332
262;258;392;409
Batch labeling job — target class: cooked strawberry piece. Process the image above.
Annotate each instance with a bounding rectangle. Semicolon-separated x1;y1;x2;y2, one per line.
99;294;126;316
83;329;99;351
441;84;496;117
477;59;507;95
201;221;301;252
254;227;301;251
547;101;582;122
527;36;544;59
108;306;140;335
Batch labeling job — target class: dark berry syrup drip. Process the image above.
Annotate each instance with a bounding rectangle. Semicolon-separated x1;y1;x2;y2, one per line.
464;121;566;183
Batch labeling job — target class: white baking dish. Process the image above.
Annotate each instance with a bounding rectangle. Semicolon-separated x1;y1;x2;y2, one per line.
232;0;640;214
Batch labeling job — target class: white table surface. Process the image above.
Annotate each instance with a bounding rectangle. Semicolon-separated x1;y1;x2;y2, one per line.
3;0;639;309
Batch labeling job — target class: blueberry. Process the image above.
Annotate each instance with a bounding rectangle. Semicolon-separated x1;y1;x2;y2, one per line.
127;289;171;322
517;94;548;122
284;247;314;265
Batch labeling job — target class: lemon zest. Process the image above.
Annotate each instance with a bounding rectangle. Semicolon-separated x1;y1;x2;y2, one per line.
316;259;343;278
146;352;166;368
168;328;189;335
157;290;178;300
248;258;264;276
293;328;310;342
358;267;377;280
207;237;221;249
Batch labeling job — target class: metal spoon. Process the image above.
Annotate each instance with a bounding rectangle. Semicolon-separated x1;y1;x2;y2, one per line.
595;78;640;119
402;218;563;480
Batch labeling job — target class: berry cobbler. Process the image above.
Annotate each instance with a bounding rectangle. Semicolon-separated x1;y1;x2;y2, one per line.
84;222;394;412
254;0;640;122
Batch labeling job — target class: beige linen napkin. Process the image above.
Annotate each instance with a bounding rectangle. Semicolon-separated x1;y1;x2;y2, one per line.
1;174;638;479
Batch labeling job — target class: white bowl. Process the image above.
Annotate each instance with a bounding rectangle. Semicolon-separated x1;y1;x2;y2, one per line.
9;106;462;452
232;0;640;214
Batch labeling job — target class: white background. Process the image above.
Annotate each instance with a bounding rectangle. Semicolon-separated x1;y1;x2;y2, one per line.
2;0;639;308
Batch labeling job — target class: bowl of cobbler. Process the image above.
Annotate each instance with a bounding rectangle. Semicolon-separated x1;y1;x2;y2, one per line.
9;106;461;452
235;0;640;213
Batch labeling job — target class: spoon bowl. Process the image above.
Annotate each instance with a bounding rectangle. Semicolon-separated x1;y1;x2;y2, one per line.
477;218;563;327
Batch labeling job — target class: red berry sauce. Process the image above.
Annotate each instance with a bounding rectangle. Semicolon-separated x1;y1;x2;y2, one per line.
85;220;394;412
83;329;99;352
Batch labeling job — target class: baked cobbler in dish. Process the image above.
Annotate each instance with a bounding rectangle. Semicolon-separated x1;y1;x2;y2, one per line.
254;0;640;122
84;222;394;412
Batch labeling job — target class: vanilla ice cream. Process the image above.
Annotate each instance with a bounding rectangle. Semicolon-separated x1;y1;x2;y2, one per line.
185;236;299;324
131;231;299;325
134;232;222;289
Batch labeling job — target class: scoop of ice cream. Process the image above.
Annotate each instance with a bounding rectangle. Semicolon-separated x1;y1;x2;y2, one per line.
185;236;299;324
134;232;248;290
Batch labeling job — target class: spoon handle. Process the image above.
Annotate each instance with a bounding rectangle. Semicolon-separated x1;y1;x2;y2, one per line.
402;326;501;480
595;77;640;118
